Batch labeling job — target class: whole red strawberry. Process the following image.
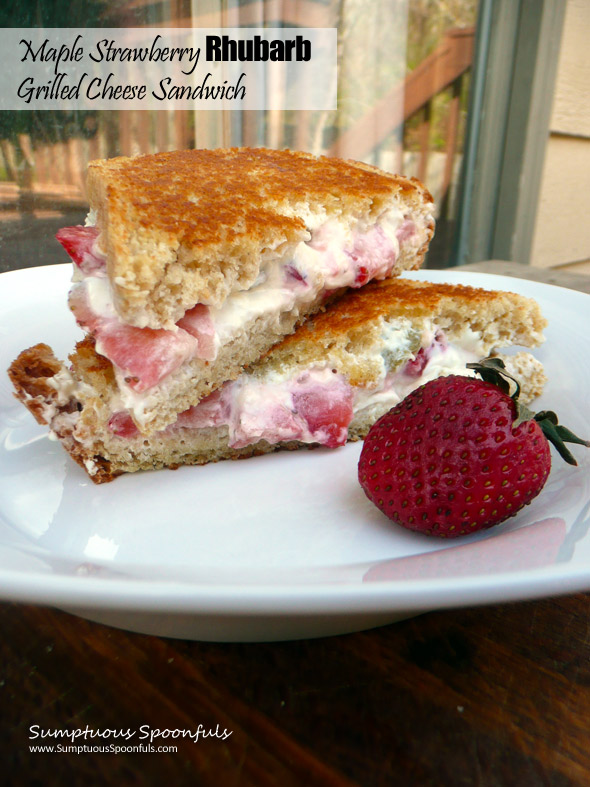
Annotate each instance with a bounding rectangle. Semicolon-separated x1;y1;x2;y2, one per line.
358;359;589;538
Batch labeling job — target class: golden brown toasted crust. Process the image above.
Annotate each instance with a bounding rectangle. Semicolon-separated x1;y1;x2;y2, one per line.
7;343;120;482
89;147;432;249
257;277;547;386
7;343;64;425
87;147;435;327
273;277;546;344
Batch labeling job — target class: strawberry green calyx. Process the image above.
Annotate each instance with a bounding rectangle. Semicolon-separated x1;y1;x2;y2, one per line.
466;356;519;397
467;357;590;467
532;411;590;466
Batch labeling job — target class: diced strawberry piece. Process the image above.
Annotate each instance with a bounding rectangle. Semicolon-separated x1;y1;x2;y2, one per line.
354;265;370;286
108;411;140;438
292;378;354;448
98;323;197;392
56;226;105;275
109;387;232;438
403;331;448;377
348;225;397;288
176;304;217;361
173;386;232;430
70;283;198;391
404;347;429;377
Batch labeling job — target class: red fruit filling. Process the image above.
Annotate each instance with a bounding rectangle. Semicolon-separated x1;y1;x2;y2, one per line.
348;225;398;287
69;284;199;391
107;411;140;438
291;381;354;448
56;226;105;275
176;303;217;361
284;264;308;285
98;325;197;392
396;216;416;243
173;386;233;430
107;371;355;451
403;331;448;377
354;266;370;286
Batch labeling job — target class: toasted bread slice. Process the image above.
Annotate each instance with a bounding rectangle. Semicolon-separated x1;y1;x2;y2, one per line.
87;147;434;328
258;277;547;386
8;279;547;483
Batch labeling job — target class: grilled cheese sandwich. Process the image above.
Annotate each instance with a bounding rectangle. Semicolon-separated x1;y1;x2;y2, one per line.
9;278;547;483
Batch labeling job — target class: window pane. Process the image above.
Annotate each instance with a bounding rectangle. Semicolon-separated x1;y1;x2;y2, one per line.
0;0;478;272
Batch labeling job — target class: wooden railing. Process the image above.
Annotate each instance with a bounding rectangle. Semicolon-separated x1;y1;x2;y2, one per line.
328;27;475;215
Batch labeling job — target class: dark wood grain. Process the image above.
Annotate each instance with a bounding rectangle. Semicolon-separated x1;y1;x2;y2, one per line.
3;596;590;786
3;260;590;785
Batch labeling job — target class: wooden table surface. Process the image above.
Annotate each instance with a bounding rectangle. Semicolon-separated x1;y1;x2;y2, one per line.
2;260;590;786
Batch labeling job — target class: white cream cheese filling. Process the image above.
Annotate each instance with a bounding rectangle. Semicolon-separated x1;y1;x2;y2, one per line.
352;316;490;417
223;366;351;449
40;368;94;442
102;321;490;449
352;332;483;419
78;206;416;422
218;329;484;448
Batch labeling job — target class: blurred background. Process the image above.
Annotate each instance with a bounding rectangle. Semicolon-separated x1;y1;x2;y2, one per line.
0;0;588;275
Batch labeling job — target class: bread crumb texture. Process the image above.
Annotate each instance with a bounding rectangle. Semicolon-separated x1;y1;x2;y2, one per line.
87;147;434;326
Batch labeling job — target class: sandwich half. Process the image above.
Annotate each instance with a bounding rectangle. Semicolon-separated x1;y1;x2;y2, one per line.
56;147;435;434
8;278;547;484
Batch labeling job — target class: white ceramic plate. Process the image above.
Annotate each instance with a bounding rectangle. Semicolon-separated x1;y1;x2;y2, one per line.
1;265;589;642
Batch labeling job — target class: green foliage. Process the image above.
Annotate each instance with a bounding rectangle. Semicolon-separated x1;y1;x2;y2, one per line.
0;0;112;145
407;0;478;68
404;0;477;153
0;0;109;27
